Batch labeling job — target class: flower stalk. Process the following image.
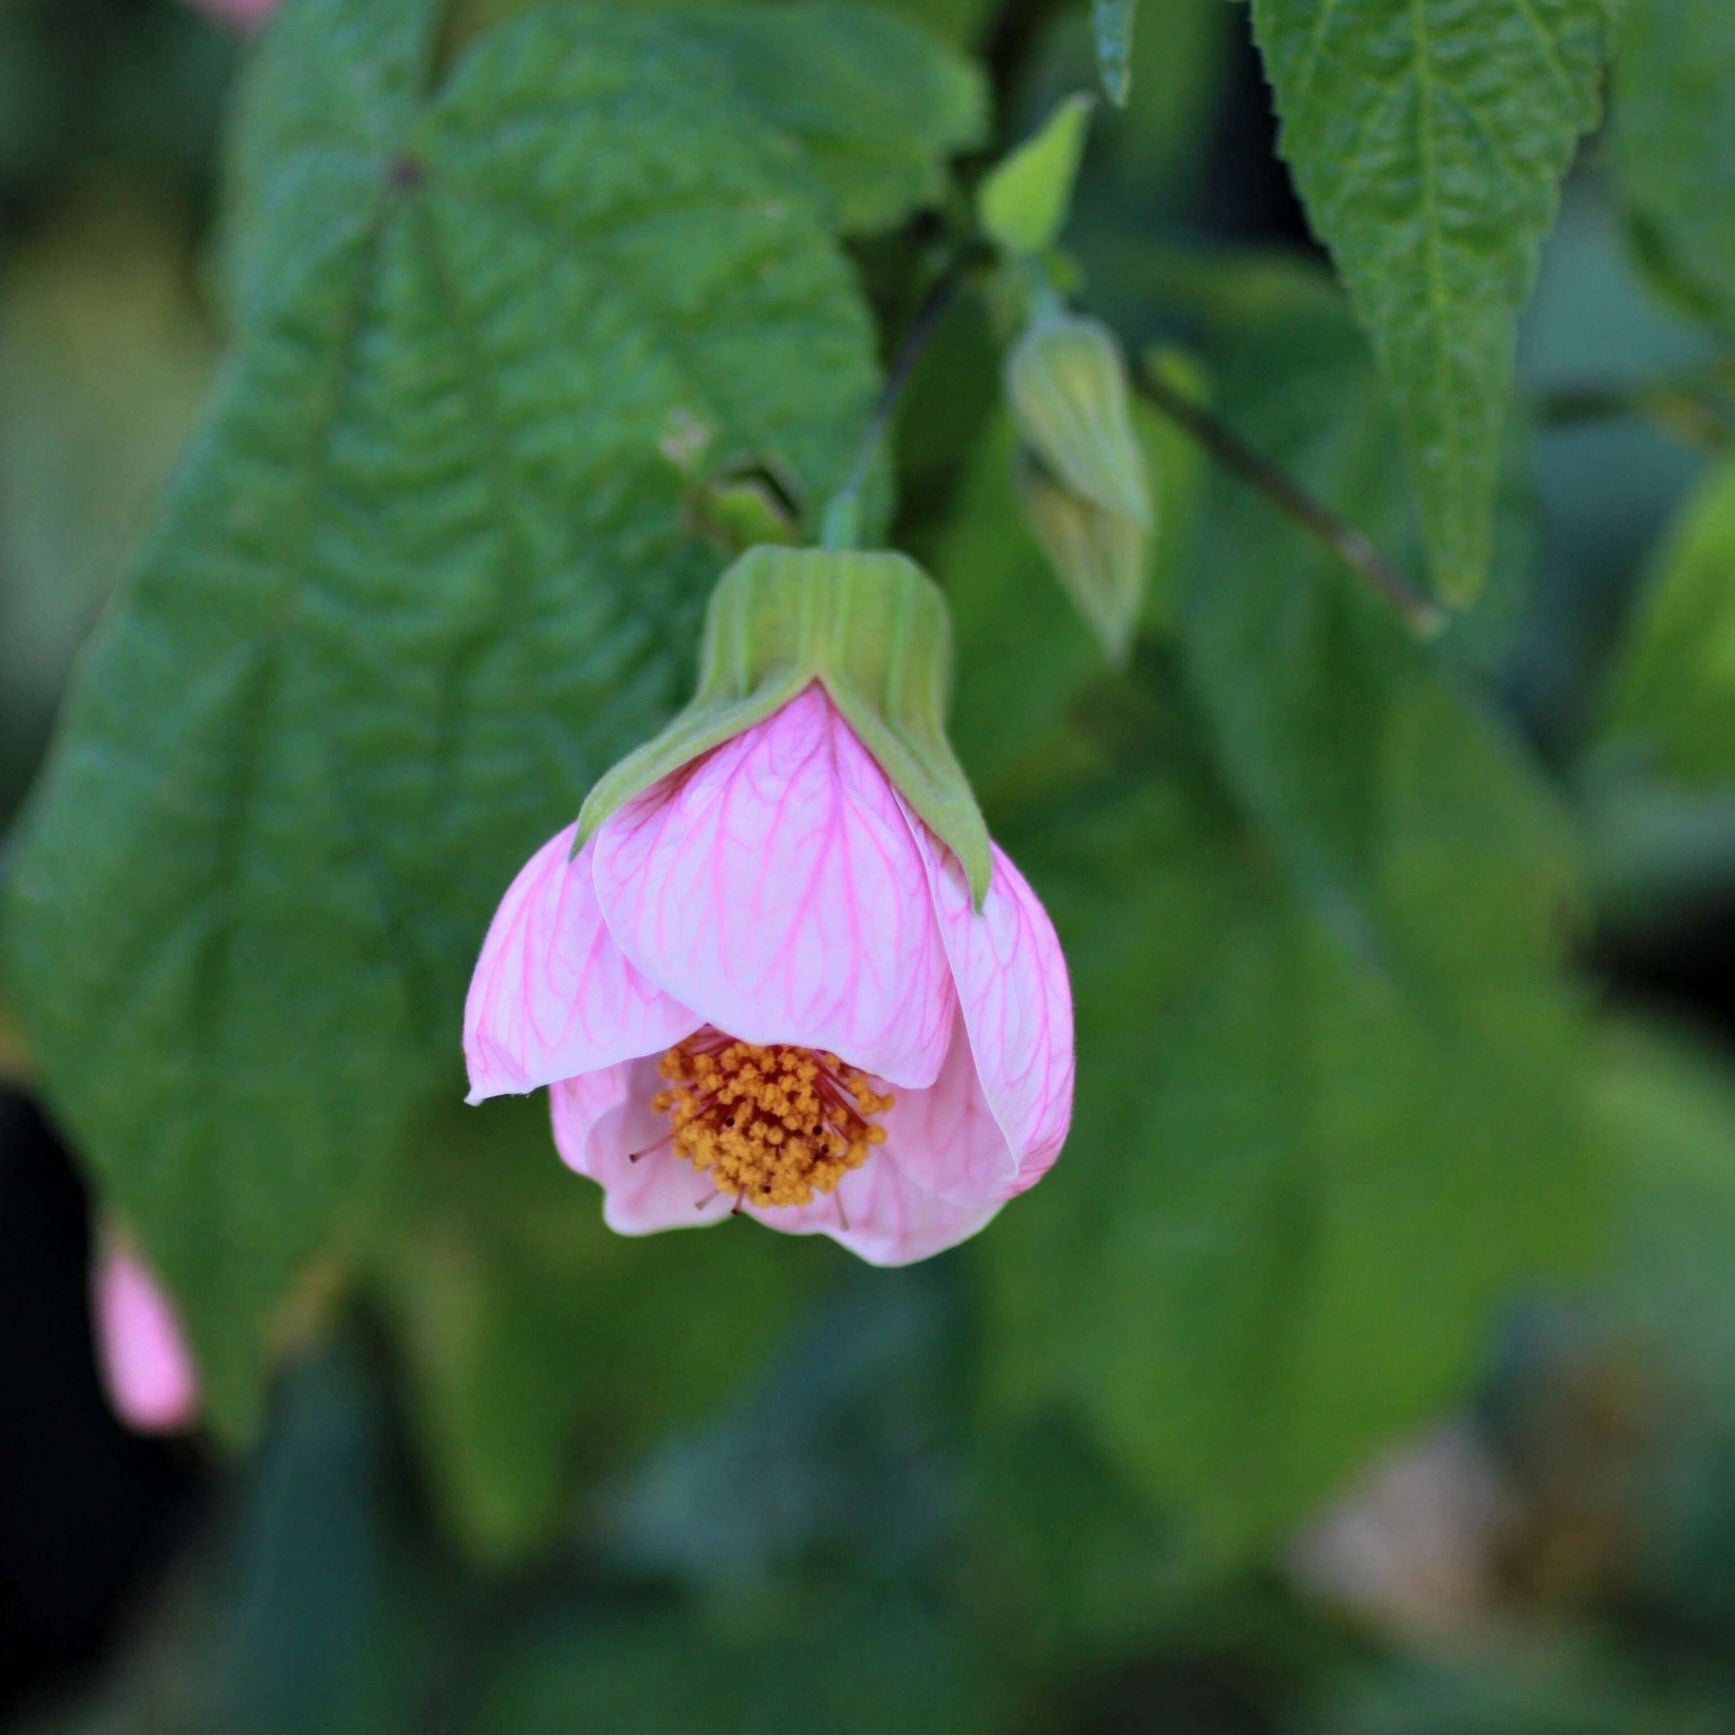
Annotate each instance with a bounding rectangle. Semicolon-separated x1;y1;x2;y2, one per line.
1129;354;1445;638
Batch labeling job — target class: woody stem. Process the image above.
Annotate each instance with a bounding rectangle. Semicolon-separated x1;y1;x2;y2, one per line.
822;252;977;549
1128;356;1445;639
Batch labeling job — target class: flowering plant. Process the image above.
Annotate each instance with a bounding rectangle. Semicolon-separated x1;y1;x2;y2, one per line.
465;549;1073;1263
10;4;1731;1727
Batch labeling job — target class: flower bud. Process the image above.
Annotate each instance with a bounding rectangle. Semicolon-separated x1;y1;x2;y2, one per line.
577;546;993;903
1006;311;1150;529
1016;452;1148;664
978;94;1094;259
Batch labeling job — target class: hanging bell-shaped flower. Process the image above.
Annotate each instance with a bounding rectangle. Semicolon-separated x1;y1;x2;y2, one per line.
463;545;1074;1266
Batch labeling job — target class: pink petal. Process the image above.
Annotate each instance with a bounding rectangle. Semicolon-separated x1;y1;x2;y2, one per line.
93;1240;198;1435
551;1061;733;1234
464;824;700;1103
751;1150;1001;1265
590;687;954;1088
913;830;1074;1192
550;1051;994;1260
872;1008;1017;1207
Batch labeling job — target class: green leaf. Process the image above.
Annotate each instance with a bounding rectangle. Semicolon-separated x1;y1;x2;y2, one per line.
984;704;1602;1553
970;1414;1186;1663
979;93;1095;258
1091;0;1137;106
1249;0;1614;603
372;1094;824;1559
680;2;987;236
983;295;1597;1546
1605;449;1735;788
1181;294;1542;925
1112;0;1233;201
1317;1653;1651;1735
1613;0;1735;331
442;0;990;241
1583;771;1735;933
0;0;879;1432
604;1264;964;1584
869;0;997;49
1588;442;1735;928
223;1350;418;1735
1595;1020;1735;1419
475;1589;999;1735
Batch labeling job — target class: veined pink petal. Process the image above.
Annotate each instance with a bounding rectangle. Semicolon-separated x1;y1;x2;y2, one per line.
93;1240;198;1435
551;1062;733;1234
913;830;1074;1192
751;1147;1000;1265
874;1008;1016;1207
551;1051;995;1259
590;687;954;1089
464;824;700;1104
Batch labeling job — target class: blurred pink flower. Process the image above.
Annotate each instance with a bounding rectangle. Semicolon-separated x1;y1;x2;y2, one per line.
92;1237;198;1434
181;0;277;28
465;685;1073;1264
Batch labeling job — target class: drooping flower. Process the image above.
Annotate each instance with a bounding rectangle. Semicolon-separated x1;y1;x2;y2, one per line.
464;547;1073;1265
92;1235;198;1434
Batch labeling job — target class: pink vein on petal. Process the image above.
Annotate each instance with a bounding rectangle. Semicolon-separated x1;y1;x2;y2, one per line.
750;1134;1001;1264
910;821;1074;1191
590;687;954;1088
463;822;699;1103
877;1006;1019;1206
550;1060;734;1235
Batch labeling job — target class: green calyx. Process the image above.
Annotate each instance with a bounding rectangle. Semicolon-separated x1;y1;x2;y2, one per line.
1006;309;1151;529
574;545;994;905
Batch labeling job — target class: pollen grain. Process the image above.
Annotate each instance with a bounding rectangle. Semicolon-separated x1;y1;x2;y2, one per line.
652;1034;892;1209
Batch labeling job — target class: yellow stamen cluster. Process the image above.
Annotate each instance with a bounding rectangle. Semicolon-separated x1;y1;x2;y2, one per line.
652;1035;893;1208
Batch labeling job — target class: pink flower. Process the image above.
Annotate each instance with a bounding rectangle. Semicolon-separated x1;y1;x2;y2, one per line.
92;1237;199;1434
464;684;1073;1264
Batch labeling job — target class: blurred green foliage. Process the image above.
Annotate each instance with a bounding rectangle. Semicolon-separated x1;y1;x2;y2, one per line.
5;0;1735;1730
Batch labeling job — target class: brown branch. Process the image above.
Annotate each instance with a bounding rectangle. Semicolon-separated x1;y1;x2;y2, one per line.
824;251;981;547
1130;357;1445;638
1534;376;1735;452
